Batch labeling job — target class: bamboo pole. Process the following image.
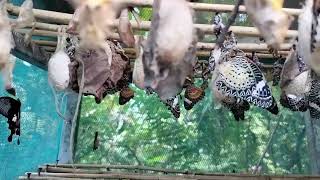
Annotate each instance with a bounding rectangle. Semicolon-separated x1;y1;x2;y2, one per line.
22;164;320;179
19;171;320;180
32;40;57;46
6;3;298;38
8;0;300;18
31;36;292;52
42;46;56;51
43;46;283;59
6;3;72;24
32;40;290;57
19;177;90;180
119;0;301;16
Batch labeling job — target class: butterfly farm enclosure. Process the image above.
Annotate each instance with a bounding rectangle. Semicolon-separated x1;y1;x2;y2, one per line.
0;0;319;179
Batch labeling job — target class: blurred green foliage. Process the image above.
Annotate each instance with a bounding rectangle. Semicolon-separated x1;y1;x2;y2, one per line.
75;85;310;174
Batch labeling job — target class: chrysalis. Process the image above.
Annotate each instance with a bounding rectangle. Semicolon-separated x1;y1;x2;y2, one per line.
118;8;135;47
48;27;70;91
0;1;15;95
142;0;197;100
12;0;35;29
244;0;293;49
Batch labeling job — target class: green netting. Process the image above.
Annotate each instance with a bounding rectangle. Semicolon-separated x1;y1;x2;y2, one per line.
74;85;310;174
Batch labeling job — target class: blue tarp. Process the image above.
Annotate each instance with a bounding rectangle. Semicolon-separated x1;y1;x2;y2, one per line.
0;59;62;179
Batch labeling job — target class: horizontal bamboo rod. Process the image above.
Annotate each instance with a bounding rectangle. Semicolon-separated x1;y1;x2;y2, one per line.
120;0;301;16
20;171;320;180
15;28;121;39
7;3;298;38
8;1;302;24
32;40;57;46
40;164;320;179
32;38;291;52
6;3;72;24
19;177;84;180
42;45;284;60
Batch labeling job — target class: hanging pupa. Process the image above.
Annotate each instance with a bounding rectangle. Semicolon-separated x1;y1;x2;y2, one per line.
66;0;121;53
244;0;293;49
48;27;71;91
133;36;145;89
142;0;197;100
0;96;21;144
280;41;311;112
298;0;320;76
11;0;34;29
66;7;80;34
0;0;16;95
118;8;135;47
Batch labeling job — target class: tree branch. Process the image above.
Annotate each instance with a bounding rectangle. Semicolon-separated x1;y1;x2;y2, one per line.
215;0;244;48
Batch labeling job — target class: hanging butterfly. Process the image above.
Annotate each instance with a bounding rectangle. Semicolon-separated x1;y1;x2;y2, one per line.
272;57;284;86
212;12;225;39
308;76;320;119
164;96;181;119
298;0;320;76
0;96;21;144
119;86;134;105
183;61;209;111
210;31;278;121
280;41;311;113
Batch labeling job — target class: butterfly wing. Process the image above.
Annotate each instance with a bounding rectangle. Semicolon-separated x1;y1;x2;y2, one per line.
215;56;273;108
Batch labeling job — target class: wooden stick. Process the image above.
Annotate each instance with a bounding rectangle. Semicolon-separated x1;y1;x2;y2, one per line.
19;171;320;180
120;0;301;16
19;177;85;180
6;4;298;38
30;35;292;52
6;1;302;21
6;3;72;24
216;0;243;48
42;46;56;51
32;40;57;46
42;46;286;59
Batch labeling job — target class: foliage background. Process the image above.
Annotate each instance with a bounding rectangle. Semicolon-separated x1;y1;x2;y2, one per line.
75;85;310;174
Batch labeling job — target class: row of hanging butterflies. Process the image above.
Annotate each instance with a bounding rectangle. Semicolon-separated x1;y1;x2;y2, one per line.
125;0;288;120
49;0;320;121
5;0;320;144
126;0;320;120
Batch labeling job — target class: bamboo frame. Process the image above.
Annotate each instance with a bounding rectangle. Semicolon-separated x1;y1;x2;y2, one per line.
7;2;294;64
6;3;298;38
120;0;301;16
33;38;292;52
18;164;320;180
20;172;320;180
42;46;283;60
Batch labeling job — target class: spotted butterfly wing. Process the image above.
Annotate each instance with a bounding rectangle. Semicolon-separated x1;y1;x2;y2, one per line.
0;97;21;143
215;56;273;109
0;97;20;118
309;78;320;119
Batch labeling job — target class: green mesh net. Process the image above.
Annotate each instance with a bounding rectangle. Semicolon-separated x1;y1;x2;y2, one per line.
74;85;310;174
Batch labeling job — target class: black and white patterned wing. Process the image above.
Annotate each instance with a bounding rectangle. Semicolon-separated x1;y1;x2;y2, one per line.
309;78;320;119
280;94;308;112
0;97;15;118
215;56;273;108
